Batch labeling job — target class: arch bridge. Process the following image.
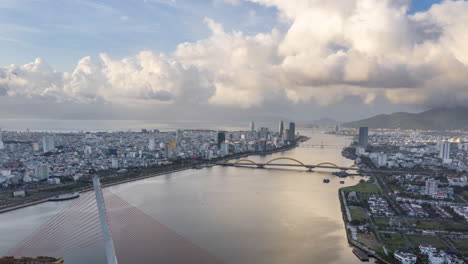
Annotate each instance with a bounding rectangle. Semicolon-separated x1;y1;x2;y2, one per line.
222;157;359;171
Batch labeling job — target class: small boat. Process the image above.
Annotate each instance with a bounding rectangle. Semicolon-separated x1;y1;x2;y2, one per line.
335;171;349;178
340;181;345;184
323;179;330;183
49;192;80;202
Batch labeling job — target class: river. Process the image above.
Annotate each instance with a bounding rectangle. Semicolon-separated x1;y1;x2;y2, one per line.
0;130;366;264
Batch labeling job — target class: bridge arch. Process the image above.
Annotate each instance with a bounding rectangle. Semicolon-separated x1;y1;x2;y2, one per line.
266;157;305;166
233;159;258;165
315;162;339;168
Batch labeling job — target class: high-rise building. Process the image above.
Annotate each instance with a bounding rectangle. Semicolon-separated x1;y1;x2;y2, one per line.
425;179;438;195
84;146;93;156
176;130;183;142
250;121;255;132
358;127;369;148
42;135;56;153
284;129;290;141
377;153;387;167
259;127;269;139
439;141;451;164
111;158;119;169
279;121;284;137
217;131;226;148
220;142;229;156
335;124;340;133
288;122;296;141
148;137;156;151
0;128;3;150
32;143;40;152
35;164;49;181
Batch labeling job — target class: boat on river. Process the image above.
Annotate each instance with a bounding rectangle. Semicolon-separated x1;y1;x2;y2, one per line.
49;192;80;202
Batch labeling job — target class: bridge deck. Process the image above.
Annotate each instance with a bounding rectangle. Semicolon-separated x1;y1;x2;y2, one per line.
220;162;360;171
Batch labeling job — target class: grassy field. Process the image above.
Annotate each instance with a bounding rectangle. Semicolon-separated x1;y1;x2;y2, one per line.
374;217;390;227
381;232;407;248
350;206;367;221
462;191;468;201
341;182;380;193
453;239;468;251
407;219;468;232
406;235;448;249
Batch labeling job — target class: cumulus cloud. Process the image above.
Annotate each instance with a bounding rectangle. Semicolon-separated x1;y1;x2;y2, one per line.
1;0;468;109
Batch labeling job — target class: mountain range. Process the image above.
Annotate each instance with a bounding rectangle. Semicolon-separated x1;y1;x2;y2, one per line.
343;107;468;130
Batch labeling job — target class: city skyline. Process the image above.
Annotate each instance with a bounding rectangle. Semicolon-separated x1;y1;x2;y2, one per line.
1;0;468;122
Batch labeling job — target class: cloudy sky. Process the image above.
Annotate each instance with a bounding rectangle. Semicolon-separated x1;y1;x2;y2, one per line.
0;0;467;123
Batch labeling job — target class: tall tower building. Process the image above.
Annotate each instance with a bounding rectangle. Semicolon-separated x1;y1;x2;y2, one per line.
358;127;369;148
259;127;269;139
284;129;290;141
148;137;156;151
279;121;284;138
176;130;183;142
439;141;451;164
425;179;438;195
0;128;4;150
111;158;119;169
288;122;296;141
217;131;226;148
42;135;56;153
250;121;255;132
35;164;50;181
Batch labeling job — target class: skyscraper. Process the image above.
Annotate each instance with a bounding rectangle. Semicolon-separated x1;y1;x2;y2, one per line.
358;127;369;148
439;141;451;164
35;164;49;181
0;128;3;150
279;121;284;137
217;131;226;148
288;122;296;141
259;127;269;139
42;135;56;153
148;137;156;151
250;121;255;132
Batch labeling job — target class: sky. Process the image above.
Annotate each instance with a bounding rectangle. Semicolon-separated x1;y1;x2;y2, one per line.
0;0;468;123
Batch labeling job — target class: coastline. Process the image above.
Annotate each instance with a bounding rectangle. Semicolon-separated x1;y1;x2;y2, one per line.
0;137;307;214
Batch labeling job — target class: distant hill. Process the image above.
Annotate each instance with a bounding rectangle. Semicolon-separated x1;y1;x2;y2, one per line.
302;118;339;128
343;107;468;130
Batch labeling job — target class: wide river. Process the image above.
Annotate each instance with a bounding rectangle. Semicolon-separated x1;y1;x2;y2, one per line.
0;130;366;264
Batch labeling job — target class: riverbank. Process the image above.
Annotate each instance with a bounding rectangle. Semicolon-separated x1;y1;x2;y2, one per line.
338;188;392;264
338;144;394;264
0;137;308;214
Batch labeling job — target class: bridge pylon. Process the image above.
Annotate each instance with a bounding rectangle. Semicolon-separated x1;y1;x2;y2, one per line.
93;176;119;264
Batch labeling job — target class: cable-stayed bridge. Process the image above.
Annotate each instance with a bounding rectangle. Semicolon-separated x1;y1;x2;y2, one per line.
6;177;223;264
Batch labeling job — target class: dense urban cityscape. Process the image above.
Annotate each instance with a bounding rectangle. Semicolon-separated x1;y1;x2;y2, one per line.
1;120;468;263
0;122;300;210
338;126;468;264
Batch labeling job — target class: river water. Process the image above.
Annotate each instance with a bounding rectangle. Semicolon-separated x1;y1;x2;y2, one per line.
0;130;366;264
